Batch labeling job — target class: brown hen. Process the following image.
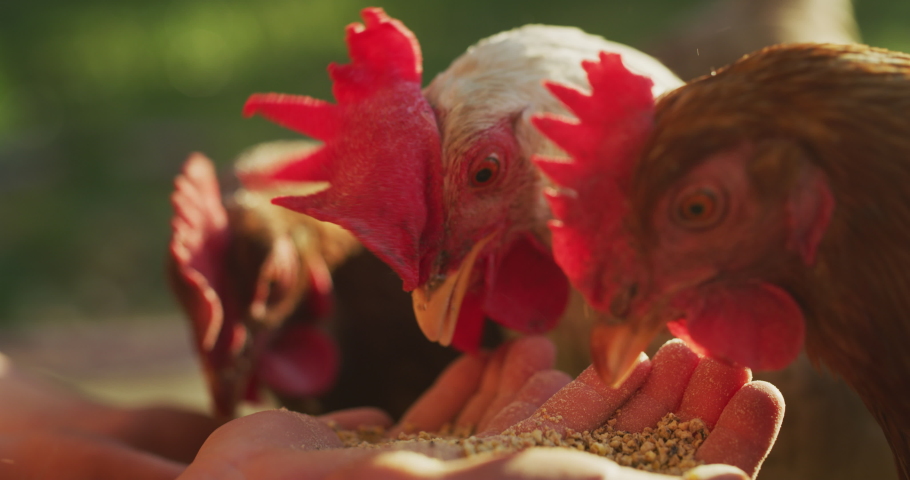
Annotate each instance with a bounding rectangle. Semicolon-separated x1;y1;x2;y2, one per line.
540;43;910;478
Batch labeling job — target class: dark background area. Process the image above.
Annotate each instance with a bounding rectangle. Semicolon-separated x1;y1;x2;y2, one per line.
0;0;907;326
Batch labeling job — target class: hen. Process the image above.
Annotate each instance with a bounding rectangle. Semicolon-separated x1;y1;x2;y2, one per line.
241;8;681;359
168;145;345;418
168;144;458;419
536;44;910;479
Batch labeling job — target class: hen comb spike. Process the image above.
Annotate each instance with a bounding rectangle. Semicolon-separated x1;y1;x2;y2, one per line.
241;8;441;291
169;153;230;351
329;7;422;98
168;153;253;417
532;52;655;309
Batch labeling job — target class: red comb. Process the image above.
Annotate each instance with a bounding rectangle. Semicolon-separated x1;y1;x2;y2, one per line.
532;52;655;309
241;8;442;291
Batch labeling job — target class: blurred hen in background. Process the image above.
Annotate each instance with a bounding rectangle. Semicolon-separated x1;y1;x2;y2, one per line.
168;142;459;419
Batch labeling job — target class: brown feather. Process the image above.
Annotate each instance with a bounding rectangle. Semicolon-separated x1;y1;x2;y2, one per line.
636;43;910;478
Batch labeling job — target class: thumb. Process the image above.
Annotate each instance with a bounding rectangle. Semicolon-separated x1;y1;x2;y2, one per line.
683;464;749;480
111;406;223;463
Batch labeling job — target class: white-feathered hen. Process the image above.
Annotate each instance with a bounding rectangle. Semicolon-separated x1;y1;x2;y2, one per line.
411;24;682;356
241;9;682;364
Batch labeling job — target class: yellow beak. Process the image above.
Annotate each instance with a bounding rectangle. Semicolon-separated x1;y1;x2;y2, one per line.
590;313;665;387
412;234;494;346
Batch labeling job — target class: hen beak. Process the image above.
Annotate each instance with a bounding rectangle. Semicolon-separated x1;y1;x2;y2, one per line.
590;312;666;388
412;234;494;346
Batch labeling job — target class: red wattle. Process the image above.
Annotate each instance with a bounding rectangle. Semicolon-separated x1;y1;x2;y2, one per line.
668;282;805;371
451;286;487;353
484;234;570;334
257;325;340;397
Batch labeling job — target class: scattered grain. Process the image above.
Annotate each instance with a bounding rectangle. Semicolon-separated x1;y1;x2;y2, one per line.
332;412;708;475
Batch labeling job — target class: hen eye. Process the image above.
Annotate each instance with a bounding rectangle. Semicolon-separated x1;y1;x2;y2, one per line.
470;155;501;187
672;187;725;229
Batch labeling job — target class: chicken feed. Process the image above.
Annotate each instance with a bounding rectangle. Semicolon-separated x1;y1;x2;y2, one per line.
331;411;708;475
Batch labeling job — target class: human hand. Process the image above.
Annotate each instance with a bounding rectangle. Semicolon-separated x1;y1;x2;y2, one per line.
178;336;568;478
0;353;222;480
387;335;572;440
178;337;782;479
334;338;781;479
503;339;784;478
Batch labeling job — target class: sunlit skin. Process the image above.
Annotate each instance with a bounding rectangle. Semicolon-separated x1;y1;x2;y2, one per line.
0;352;220;480
177;337;783;480
0;335;783;479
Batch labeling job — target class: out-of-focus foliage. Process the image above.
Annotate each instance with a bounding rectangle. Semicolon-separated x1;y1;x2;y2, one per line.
856;0;910;54
0;0;905;325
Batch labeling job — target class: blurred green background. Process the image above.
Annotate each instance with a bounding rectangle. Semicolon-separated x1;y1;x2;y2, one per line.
0;0;907;326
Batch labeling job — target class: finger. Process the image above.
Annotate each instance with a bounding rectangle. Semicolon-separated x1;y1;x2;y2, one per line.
475;336;558;431
182;420;466;480
328;450;446;480
479;369;572;436
319;407;393;431
453;341;511;428
390;353;489;436
282;448;468;480
181;409;348;479
696;381;784;479
110;406;223;463
508;353;651;435
676;357;752;430
198;409;343;458
329;448;672;480
0;431;184;480
682;464;749;480
613;339;700;432
182;443;392;480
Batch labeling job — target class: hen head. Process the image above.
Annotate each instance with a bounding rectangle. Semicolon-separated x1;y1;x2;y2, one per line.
168;149;342;418
241;9;681;352
413;26;618;350
241;10;571;352
413;26;682;351
536;45;907;386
